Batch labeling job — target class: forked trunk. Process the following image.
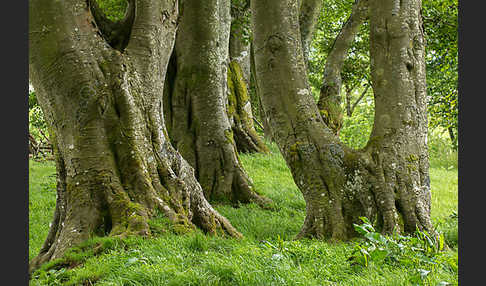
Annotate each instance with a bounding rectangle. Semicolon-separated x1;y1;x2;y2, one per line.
163;0;271;207
251;0;432;240
29;0;240;273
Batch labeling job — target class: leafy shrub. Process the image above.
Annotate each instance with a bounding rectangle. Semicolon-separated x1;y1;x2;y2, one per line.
349;217;456;285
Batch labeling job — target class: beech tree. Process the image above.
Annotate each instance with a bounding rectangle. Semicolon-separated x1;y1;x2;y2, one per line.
162;0;270;206
28;0;241;273
227;0;269;154
251;0;433;239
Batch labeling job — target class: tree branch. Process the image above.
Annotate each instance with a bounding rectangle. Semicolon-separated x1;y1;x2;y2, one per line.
299;0;322;64
350;83;370;116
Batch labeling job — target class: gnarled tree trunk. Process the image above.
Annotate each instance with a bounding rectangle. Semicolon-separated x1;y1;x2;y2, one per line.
29;0;240;274
163;0;270;207
227;61;269;153
251;0;432;240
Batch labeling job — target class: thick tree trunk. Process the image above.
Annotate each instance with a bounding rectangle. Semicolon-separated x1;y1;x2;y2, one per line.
317;0;369;135
163;0;270;206
367;0;432;233
29;0;240;274
251;0;432;240
228;2;269;154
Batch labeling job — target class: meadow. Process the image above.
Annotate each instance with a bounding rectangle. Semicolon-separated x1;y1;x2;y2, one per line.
29;141;458;286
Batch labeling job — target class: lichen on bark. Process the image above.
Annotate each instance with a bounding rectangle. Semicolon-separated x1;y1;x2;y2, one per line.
163;0;271;208
29;0;241;274
251;0;433;240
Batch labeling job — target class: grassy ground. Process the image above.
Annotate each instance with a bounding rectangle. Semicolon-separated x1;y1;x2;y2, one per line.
29;144;458;286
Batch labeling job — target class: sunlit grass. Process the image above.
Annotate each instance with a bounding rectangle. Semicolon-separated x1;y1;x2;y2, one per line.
28;141;458;286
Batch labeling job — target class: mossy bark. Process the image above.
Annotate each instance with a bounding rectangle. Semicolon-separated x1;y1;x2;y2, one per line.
29;0;240;274
225;2;267;154
251;0;432;240
163;0;271;207
317;0;369;136
227;61;269;153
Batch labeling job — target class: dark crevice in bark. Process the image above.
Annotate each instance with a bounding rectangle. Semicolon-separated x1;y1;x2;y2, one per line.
87;0;136;52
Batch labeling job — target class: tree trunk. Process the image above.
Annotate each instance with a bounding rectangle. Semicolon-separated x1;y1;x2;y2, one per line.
367;0;432;233
163;0;271;207
227;61;269;153
251;0;432;240
317;0;369;135
29;0;240;273
228;2;269;154
250;42;273;142
299;0;323;65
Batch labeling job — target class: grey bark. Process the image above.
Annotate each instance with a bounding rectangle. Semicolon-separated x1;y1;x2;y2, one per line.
299;0;323;64
29;0;240;274
163;0;271;207
251;0;432;240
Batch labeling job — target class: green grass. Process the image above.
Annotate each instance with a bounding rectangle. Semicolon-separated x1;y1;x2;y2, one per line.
29;143;458;286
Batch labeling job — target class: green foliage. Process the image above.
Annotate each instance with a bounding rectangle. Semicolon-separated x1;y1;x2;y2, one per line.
29;91;47;139
308;0;369;99
423;0;458;150
96;0;127;22
339;95;374;149
428;127;458;169
349;217;456;285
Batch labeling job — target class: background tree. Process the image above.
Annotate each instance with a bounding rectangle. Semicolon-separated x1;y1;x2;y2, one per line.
316;0;369;136
251;0;433;240
29;0;241;273
227;0;269;154
163;0;270;206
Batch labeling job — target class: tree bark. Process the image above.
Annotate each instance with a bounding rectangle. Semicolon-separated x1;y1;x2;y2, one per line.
227;61;269;153
317;0;369;135
228;1;269;154
367;0;432;233
163;0;271;207
251;0;432;240
29;0;240;273
299;0;323;65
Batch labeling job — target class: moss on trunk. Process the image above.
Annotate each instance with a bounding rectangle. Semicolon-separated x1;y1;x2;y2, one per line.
29;0;240;274
163;0;271;208
227;61;269;153
251;0;432;240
